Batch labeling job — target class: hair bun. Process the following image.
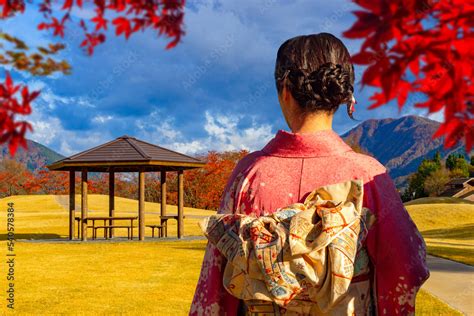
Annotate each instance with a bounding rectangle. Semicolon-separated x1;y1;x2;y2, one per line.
303;62;354;111
274;33;356;118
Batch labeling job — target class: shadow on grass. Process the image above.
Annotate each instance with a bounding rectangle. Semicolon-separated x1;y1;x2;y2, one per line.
427;245;474;268
427;240;473;248
422;224;474;240
172;244;207;251
0;233;62;240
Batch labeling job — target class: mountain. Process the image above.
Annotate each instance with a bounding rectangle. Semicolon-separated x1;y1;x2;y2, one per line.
0;139;64;171
341;115;471;189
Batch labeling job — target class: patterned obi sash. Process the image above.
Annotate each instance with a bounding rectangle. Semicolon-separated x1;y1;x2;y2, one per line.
199;179;376;315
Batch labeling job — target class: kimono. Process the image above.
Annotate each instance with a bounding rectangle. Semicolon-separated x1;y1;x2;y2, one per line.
189;129;430;316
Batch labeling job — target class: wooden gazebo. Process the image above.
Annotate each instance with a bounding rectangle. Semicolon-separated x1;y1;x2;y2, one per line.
47;135;206;241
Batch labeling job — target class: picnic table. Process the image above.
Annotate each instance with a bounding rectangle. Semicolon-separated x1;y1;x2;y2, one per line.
75;216;138;240
146;215;186;238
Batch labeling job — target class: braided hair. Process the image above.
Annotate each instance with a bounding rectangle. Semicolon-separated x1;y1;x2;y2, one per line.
275;33;357;120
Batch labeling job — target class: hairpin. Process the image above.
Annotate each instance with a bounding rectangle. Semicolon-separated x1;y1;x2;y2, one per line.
347;95;356;119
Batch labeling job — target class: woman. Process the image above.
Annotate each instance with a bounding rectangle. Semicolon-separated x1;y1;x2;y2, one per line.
190;33;429;315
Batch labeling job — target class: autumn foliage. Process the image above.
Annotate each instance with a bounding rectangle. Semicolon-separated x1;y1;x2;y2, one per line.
184;150;249;210
0;159;42;196
344;0;474;152
2;0;185;54
0;73;39;156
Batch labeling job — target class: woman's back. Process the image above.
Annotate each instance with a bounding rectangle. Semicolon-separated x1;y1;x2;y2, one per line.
190;129;429;316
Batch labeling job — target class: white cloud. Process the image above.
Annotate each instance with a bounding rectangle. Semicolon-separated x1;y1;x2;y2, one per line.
28;120;109;157
23;80;111;155
136;110;274;155
26;104;111;156
204;112;238;140
92;115;114;123
403;102;445;123
136;110;183;142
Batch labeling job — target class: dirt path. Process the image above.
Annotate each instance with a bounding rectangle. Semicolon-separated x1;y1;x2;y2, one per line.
54;194;69;210
423;255;474;315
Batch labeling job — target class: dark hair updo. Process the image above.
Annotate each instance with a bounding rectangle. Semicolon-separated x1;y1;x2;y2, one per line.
274;33;356;119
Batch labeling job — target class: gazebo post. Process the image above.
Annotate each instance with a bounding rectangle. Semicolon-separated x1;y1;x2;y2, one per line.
109;170;115;238
69;170;75;240
160;170;167;236
177;170;184;239
81;169;88;241
138;169;145;241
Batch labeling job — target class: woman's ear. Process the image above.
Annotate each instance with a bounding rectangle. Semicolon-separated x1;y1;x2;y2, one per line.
281;84;290;102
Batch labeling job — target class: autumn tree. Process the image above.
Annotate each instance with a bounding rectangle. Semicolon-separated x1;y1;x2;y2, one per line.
88;173;109;194
403;153;441;200
113;172;138;200
423;166;450;196
0;158;40;197
144;173;162;203
0;0;185;155
344;0;473;152
36;169;69;194
185;150;248;211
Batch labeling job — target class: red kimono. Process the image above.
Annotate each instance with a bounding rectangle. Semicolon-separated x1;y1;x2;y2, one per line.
190;129;430;315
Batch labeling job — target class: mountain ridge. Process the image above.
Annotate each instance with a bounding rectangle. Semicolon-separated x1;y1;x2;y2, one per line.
0;139;64;171
341;115;470;188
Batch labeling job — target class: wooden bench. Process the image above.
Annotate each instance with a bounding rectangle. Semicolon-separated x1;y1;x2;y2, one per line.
93;225;134;240
159;215;186;237
146;225;164;238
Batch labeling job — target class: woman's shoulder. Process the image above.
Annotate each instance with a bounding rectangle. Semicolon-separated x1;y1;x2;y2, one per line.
232;150;267;174
343;151;388;180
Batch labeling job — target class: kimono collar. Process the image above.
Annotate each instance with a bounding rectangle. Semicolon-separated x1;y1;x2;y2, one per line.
262;129;353;158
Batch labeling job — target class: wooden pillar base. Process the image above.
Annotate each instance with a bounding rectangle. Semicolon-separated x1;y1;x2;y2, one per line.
138;169;145;241
69;171;75;240
81;170;88;241
178;170;184;239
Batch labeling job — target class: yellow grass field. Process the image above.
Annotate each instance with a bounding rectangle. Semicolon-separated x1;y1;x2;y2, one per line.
405;199;474;265
0;194;465;315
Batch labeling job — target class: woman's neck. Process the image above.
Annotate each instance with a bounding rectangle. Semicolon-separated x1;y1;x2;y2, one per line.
290;112;334;133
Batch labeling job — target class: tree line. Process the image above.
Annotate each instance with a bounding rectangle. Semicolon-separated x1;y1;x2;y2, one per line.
401;152;474;201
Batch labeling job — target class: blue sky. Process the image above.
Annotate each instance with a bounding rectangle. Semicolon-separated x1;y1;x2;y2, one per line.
5;0;442;156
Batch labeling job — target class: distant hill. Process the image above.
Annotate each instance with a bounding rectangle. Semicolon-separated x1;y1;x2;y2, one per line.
0;139;64;171
341;115;471;189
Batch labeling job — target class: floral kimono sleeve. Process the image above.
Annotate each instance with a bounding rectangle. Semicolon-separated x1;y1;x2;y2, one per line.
189;163;249;315
364;171;430;315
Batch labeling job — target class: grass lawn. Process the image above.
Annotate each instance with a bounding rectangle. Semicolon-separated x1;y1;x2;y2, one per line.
405;198;474;265
405;196;474;206
10;240;208;314
0;194;465;314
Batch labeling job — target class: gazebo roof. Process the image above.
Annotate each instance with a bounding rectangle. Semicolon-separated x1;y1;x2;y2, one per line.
47;135;206;172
